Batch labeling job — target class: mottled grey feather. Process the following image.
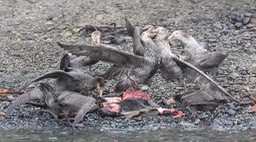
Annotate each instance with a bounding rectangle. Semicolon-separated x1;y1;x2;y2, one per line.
38;83;63;119
181;90;214;105
56;91;96;127
6;88;44;115
73;98;95;127
154;27;183;81
101;64;128;80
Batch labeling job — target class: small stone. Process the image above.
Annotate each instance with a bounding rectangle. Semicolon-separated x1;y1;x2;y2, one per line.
194;119;200;125
250;64;256;72
72;27;82;33
6;95;15;101
140;85;149;91
228;23;235;29
246;23;255;29
76;21;86;27
244;13;252;17
45;21;53;25
62;31;73;37
234;22;242;28
197;114;209;119
214;22;222;29
222;39;231;45
243;17;251;25
233;72;240;77
208;37;217;43
95;14;103;21
227;103;237;110
175;87;184;90
226;109;236;115
50;62;59;68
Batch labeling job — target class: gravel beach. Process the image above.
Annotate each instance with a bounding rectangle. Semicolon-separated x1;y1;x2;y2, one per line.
0;0;256;130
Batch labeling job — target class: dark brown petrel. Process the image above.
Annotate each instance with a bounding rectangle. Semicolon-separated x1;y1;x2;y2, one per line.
100;18;145;80
168;30;228;83
6;83;98;128
172;83;227;111
20;53;105;96
157;28;237;102
6;83;62;119
58;27;160;92
5;88;47;116
168;31;239;102
153;27;184;81
39;83;96;128
61;30;101;71
125;17;145;56
179;48;228;83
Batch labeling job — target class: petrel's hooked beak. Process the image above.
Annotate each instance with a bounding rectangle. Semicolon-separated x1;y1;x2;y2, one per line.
97;84;104;97
150;27;159;33
142;25;154;31
147;27;159;38
168;34;177;46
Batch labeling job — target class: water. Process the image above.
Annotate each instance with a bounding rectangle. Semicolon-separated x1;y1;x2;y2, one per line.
1;128;255;142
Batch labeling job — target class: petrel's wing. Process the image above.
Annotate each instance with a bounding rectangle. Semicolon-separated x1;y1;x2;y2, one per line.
69;56;99;68
6;88;44;115
181;90;215;105
101;64;128;80
72;98;96;127
58;43;149;68
198;51;228;70
20;70;80;91
125;18;144;56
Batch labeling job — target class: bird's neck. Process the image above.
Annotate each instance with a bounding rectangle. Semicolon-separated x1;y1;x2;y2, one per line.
156;38;176;57
181;36;205;54
88;77;100;87
144;39;161;56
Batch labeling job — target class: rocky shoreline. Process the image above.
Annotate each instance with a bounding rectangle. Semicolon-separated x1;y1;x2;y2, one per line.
0;0;256;131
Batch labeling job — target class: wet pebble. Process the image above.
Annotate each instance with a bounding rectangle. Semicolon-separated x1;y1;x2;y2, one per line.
6;95;15;101
207;37;217;43
222;39;231;45
226;109;236;115
228;72;240;80
243;17;251;25
246;23;255;29
234;22;243;28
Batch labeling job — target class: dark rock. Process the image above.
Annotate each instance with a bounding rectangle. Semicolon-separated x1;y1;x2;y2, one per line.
234;22;243;28
243;17;251;25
